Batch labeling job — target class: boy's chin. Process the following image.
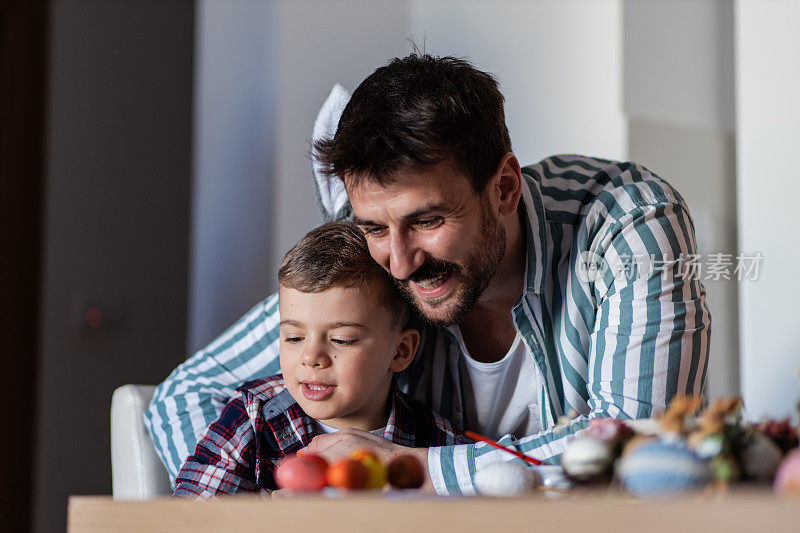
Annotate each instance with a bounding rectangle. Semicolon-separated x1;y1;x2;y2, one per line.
295;399;340;422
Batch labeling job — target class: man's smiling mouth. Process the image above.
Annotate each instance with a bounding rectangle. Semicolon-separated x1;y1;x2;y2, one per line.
411;271;455;299
414;271;449;288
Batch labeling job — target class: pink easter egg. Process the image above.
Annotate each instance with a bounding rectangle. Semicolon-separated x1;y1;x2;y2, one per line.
774;449;800;495
275;454;328;492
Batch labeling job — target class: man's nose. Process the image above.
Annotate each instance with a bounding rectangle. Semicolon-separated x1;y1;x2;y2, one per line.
387;231;425;280
300;338;331;368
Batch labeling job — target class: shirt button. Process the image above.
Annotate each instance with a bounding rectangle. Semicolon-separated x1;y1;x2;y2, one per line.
282;431;292;441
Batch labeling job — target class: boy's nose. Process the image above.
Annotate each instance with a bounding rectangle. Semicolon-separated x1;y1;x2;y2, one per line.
300;340;330;368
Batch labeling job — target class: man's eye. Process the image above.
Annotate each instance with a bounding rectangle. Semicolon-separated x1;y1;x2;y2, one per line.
414;217;443;229
331;338;357;346
360;225;386;237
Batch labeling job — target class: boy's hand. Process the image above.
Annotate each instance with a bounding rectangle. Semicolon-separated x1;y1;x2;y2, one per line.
302;428;434;493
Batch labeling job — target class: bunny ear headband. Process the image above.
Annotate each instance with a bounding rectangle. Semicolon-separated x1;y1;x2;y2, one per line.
311;84;352;222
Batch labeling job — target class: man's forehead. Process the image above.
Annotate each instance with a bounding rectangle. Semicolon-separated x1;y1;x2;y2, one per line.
347;167;474;209
345;159;472;192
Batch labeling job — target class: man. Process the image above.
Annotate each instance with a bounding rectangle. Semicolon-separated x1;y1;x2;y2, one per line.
145;53;710;495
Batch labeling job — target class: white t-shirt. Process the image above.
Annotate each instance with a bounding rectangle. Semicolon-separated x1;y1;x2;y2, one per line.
449;326;543;440
315;420;385;436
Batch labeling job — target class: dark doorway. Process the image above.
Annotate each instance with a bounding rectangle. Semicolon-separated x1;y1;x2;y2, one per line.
0;0;48;531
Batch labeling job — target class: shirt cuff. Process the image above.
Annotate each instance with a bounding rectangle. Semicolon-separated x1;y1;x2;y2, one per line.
427;443;478;496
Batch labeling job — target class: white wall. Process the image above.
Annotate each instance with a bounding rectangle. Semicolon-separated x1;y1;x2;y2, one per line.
735;0;800;420
409;0;627;165
623;0;738;399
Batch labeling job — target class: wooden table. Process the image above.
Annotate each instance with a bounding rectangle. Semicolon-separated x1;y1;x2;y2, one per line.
68;492;799;532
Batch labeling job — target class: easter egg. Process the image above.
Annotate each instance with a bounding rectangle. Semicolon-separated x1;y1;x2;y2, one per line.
387;455;425;489
326;458;370;490
561;437;613;482
274;455;328;492
474;461;540;497
617;439;710;497
774;449;800;495
351;449;388;489
740;433;783;481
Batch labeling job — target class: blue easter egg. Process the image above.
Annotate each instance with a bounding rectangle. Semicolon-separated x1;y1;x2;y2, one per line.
617;440;710;497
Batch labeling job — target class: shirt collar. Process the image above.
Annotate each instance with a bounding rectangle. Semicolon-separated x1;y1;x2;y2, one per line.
381;381;417;447
258;380;417;447
519;169;550;295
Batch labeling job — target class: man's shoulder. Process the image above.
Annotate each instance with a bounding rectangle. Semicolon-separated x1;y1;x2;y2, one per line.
523;154;688;223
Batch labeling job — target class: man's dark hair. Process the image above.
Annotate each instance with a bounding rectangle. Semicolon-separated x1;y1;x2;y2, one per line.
278;222;410;328
313;53;511;193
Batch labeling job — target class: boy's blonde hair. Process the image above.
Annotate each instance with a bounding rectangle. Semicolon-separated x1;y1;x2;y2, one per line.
278;222;410;328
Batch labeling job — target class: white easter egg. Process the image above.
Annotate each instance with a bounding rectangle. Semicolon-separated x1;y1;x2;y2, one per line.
474;461;540;497
561;437;613;481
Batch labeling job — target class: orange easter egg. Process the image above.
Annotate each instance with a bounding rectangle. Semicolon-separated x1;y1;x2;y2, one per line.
326;459;369;490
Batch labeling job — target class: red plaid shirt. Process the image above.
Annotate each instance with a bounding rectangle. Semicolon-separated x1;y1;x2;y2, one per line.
174;374;468;498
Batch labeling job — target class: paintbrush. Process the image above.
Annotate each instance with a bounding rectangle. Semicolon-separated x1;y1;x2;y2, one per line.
465;430;544;466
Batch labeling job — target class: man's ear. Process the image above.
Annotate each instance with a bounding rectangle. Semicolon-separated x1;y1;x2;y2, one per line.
389;328;420;373
491;152;522;217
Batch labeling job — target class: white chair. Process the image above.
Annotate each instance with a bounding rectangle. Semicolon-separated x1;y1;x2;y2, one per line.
110;384;172;499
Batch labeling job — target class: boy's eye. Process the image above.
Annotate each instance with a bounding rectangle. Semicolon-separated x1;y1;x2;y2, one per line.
331;338;357;346
284;336;303;344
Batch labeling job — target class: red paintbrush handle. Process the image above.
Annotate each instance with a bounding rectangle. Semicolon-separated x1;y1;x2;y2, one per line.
464;430;543;466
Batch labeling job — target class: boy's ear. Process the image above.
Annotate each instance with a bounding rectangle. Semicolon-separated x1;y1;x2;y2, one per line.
389;327;420;373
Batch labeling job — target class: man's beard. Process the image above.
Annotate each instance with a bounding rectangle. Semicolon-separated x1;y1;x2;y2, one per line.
396;197;507;327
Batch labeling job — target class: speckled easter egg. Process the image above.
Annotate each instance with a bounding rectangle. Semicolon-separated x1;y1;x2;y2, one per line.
351;449;388;489
740;433;783;480
274;454;328;492
774;449;800;495
617;439;710;497
474;461;541;497
561;437;613;482
326;458;370;490
387;455;425;489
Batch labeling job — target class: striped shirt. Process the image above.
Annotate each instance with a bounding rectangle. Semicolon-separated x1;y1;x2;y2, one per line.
174;375;466;498
145;154;711;495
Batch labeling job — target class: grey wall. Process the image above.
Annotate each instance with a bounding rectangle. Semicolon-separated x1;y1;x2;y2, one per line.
35;1;194;531
187;0;413;351
623;0;739;399
269;0;413;282
188;0;277;352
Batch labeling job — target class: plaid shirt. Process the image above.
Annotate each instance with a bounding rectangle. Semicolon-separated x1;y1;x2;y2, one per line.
174;374;467;498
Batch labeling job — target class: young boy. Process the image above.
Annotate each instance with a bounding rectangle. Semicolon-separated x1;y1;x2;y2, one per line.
174;222;466;498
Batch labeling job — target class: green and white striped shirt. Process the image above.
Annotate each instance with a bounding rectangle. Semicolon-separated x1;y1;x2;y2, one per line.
145;154;711;495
